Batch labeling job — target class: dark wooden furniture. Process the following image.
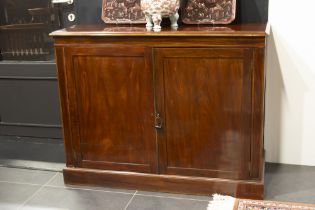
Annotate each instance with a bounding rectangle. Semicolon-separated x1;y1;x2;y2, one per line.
51;23;267;199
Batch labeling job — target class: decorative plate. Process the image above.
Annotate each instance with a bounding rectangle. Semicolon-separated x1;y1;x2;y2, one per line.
182;0;236;24
102;0;146;24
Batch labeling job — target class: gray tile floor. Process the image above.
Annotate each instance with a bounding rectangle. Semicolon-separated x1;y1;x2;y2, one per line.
0;163;314;210
0;136;65;171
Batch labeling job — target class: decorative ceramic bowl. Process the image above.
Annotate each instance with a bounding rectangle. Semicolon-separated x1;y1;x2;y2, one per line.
141;0;180;31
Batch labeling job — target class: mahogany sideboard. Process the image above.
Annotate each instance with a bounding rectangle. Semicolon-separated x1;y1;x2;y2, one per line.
51;24;267;199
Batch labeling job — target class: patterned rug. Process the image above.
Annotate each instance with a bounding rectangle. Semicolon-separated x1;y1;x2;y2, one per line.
208;194;315;210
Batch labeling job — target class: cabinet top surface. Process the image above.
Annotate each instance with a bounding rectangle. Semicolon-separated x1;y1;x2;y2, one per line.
50;23;267;37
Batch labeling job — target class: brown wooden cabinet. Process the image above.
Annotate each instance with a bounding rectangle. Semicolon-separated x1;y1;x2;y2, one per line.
51;24;267;199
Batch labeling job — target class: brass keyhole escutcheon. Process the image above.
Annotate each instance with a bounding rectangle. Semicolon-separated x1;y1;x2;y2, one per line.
155;113;162;129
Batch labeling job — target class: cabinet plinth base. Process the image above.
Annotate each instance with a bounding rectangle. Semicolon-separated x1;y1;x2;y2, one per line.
63;167;264;200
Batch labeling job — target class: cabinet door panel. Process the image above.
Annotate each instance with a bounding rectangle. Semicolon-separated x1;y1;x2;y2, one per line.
155;48;252;179
65;47;156;173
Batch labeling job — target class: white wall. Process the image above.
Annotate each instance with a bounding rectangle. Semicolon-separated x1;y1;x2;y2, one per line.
265;0;315;166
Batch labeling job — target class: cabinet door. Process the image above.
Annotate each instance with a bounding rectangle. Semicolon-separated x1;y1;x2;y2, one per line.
64;46;157;173
154;48;253;180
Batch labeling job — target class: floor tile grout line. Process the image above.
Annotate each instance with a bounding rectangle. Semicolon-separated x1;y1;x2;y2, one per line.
44;184;209;202
17;172;59;209
44;184;136;195
0;178;210;202
43;172;59;187
0;176;134;195
0;180;42;186
135;193;210;202
0;177;134;195
0;180;210;202
123;190;137;210
0;164;64;172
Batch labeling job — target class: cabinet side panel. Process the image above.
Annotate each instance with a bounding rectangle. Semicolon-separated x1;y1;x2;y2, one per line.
55;46;74;167
250;47;266;179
